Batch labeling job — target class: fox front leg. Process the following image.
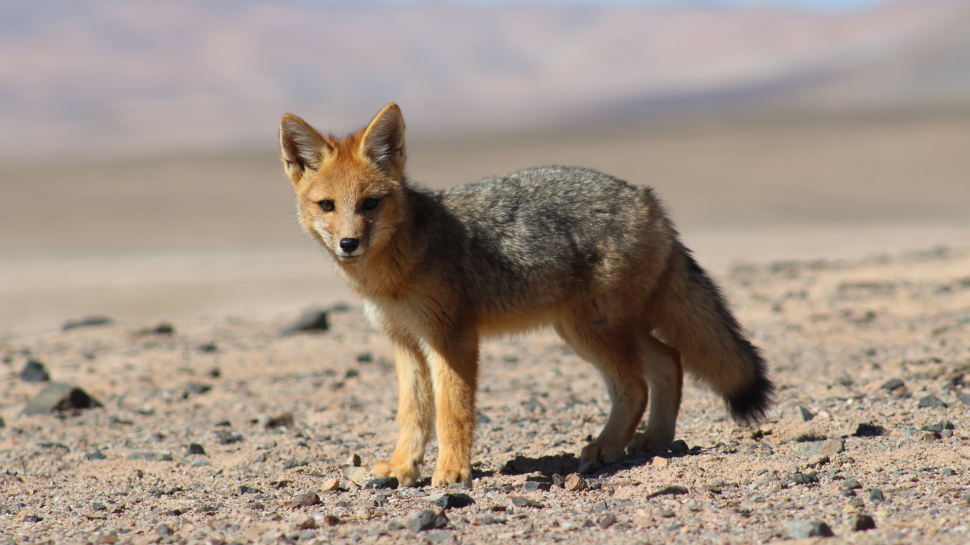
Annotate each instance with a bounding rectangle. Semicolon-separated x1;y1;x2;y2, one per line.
371;339;434;486
426;338;479;488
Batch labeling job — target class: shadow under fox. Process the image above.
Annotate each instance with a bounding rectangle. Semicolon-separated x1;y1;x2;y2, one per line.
279;104;773;487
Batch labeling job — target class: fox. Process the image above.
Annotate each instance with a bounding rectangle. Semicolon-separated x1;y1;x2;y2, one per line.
278;103;773;488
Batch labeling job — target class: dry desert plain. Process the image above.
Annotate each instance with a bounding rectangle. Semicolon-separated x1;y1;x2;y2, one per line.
2;109;970;544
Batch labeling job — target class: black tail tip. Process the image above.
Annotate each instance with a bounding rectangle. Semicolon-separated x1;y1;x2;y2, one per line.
727;373;775;424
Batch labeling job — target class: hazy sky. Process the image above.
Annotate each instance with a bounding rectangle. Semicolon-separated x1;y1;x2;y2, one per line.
304;0;888;11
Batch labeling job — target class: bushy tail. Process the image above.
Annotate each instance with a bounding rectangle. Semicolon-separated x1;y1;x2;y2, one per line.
648;242;773;423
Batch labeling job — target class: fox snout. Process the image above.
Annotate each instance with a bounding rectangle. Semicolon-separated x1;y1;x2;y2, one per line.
339;237;361;254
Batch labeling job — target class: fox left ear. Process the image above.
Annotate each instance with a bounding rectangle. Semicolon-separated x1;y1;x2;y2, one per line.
359;103;406;179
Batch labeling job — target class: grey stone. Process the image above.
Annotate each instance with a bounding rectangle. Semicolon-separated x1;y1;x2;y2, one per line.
868;488;885;502
852;423;884;437
266;412;295;429
62;316;112;331
647;485;689;498
668;440;689;454
797;406;815;421
956;391;970;406
791;472;818;485
922;420;954;432
509;496;543;508
790;520;834;538
917;394;946;408
128;451;173;462
364;477;399;490
880;378;905;390
186;443;206;456
407;509;448;532
20;360;49;382
596;512;616;529
85;449;107;460
523;481;551;492
289;492;320;508
842;478;863;490
435;493;474;509
849;514;876;531
23;382;102;415
155;523;174;536
281;309;329;335
797;439;844;459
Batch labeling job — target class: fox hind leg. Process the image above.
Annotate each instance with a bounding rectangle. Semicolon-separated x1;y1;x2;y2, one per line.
555;320;649;468
631;334;683;453
371;338;434;487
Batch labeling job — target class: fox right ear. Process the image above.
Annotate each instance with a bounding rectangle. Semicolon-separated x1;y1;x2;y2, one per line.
280;114;328;182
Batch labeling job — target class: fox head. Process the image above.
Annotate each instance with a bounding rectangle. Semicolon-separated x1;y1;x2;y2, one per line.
279;104;407;266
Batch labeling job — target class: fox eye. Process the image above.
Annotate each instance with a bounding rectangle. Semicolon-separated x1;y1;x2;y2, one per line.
319;199;334;212
363;197;379;210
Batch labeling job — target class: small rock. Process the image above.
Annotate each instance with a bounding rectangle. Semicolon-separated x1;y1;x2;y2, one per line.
668;439;689;454
523;481;551;492
849;513;876;531
564;473;587;492
841;489;856;497
127;451;173;462
807;454;830;468
216;430;243;445
265;412;295;429
207;367;221;378
942;467;956;477
921;431;941;442
868;488;885;502
348;467;370;487
407;509;449;532
842;478;863;490
289;492;320;508
435;493;474;509
509;496;543;508
922;420;954;433
917;394;946;409
667;523;684;531
239;485;262;494
281;309;329;335
22;515;43;523
956;390;970;406
551;474;566;488
685;500;702;512
387;520;405;531
356;352;372;363
650;456;669;467
790;520;834;538
791;472;818;485
322;514;340;526
796;439;844;459
197;342;218;353
853;423;884;437
85;449;107;460
321;478;340;492
293;513;316;529
20;360;50;382
349;453;362;467
182;383;211;397
797;406;815;422
364;477;399;490
647;485;689;498
23;382;102;415
186;443;206;456
137;323;175;336
155;524;175;537
596;512;616;529
63;316;112;331
880;378;905;390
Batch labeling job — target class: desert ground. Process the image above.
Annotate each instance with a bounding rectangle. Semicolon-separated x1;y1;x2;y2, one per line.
2;110;970;544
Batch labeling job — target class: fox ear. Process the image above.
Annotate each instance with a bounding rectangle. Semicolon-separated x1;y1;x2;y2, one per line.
359;103;406;178
280;114;329;183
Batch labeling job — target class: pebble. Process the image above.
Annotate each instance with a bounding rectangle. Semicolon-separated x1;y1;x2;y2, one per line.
155;524;175;536
136;323;174;336
868;489;885;502
917;394;946;408
127;451;173;462
197;342;218;353
19;360;50;382
364;477;399;490
281;309;330;335
292;513;316;529
321;514;340;526
596;512;616;528
265;412;295;429
435;493;475;510
85;449;107;460
509;496;544;508
797;439;844;459
349;452;362;467
880;378;905;390
956;391;970;406
22;515;43;523
791;472;818;485
650;456;669;467
922;420;954;432
321;478;341;492
842;478;863;490
797;406;815;421
668;439;689;453
853;422;884;437
289;492;320;508
647;485;688;498
23;382;102;415
790;520;834;538
564;473;587;492
186;443;206;456
849;513;876;531
407;509;449;532
920;431;941;442
239;485;262;494
62;316;112;331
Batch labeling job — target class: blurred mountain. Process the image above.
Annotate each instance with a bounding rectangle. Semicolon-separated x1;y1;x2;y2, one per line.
1;0;968;158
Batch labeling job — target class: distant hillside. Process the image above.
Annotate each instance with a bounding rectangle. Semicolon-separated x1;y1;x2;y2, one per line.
1;0;967;158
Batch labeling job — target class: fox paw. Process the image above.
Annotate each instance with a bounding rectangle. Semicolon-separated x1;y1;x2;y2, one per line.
431;466;472;488
371;461;421;487
580;441;625;467
631;431;675;454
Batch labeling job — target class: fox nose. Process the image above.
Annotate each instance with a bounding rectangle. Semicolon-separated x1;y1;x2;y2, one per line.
339;238;360;253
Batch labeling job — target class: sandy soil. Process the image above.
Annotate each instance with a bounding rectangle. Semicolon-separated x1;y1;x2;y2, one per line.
2;111;970;544
2;247;970;545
